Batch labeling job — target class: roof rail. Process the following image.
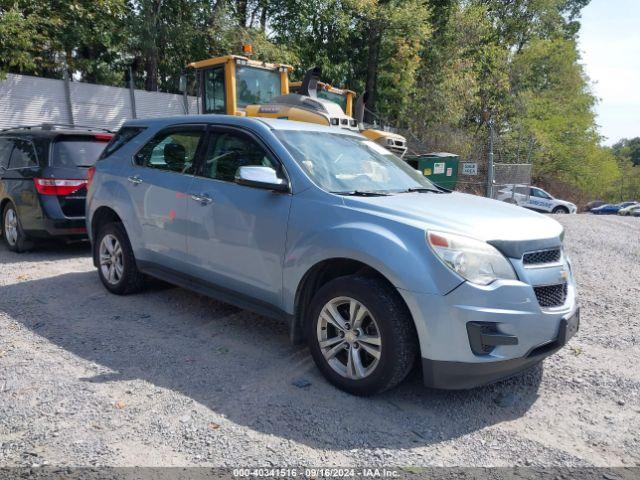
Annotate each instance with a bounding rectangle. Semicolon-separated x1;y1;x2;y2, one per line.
0;123;113;134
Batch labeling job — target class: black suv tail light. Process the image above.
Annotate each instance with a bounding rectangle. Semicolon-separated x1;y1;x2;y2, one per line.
34;178;87;196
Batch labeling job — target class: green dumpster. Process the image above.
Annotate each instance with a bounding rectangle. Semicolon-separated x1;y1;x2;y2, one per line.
405;152;459;189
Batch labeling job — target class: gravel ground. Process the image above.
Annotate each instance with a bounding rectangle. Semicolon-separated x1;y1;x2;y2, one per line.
0;215;638;468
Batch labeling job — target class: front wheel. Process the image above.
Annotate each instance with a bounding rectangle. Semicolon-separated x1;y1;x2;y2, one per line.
552;206;569;214
307;275;418;396
95;222;144;295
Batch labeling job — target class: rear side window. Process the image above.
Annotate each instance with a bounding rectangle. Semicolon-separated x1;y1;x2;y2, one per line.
0;138;12;169
99;127;145;160
135;127;204;174
8;139;38;169
52;136;109;168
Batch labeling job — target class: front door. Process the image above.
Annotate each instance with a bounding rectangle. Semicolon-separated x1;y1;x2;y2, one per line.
186;127;292;308
123;125;205;270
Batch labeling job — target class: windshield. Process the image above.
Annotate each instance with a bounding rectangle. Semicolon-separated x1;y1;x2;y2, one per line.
276;130;437;193
52;137;108;167
317;89;347;111
236;65;281;108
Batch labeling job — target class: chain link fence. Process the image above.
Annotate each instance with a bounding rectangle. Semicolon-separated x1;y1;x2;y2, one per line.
401;123;534;199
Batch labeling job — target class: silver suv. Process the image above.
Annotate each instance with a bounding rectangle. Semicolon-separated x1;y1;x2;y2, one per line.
86;116;579;396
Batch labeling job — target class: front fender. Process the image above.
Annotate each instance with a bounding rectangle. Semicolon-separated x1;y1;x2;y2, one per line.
282;194;463;314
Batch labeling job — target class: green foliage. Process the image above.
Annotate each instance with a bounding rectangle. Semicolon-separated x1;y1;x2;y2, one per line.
0;0;624;199
0;6;43;77
609;138;640;201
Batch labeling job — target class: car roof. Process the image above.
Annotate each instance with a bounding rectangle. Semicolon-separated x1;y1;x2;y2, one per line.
122;115;363;137
0;125;111;139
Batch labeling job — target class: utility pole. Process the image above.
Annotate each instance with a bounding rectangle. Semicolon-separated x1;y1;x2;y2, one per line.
128;65;137;119
484;110;495;198
62;59;75;127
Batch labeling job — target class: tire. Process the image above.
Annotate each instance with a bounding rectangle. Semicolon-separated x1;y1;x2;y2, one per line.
307;274;418;396
95;222;144;295
2;202;33;252
552;206;569;214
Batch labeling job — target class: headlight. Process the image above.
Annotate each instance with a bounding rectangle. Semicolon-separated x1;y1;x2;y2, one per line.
427;231;517;285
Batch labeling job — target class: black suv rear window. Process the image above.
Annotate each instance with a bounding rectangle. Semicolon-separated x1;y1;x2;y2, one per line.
52;136;110;167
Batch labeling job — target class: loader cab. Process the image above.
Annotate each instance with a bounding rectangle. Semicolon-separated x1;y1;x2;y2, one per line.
188;55;291;116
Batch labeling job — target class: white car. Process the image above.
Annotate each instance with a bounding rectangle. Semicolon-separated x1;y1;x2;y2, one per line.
497;185;577;214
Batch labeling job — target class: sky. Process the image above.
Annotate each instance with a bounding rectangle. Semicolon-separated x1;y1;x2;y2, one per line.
578;0;640;145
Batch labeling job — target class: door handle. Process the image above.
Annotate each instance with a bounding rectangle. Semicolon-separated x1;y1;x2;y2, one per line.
127;175;143;185
190;193;213;205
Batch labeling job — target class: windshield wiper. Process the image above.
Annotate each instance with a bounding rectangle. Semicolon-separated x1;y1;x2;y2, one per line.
332;190;393;197
400;187;442;194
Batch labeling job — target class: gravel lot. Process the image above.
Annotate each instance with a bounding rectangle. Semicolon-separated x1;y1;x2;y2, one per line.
0;215;638;468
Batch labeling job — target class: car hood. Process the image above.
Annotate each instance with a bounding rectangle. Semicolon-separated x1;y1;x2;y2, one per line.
342;191;564;254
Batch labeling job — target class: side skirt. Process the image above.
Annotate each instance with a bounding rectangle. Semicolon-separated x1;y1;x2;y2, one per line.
137;260;294;329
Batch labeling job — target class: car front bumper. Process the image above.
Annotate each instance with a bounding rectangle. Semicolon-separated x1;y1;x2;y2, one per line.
398;262;579;390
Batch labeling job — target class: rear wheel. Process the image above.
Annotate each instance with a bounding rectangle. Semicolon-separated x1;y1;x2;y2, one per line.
307;275;418;396
95;222;144;295
552;206;569;214
2;202;33;252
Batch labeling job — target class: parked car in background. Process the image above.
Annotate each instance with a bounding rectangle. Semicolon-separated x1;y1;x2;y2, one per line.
591;202;637;215
497;185;577;214
631;208;640;217
618;203;640;216
87;115;578;395
584;200;606;211
0;124;112;252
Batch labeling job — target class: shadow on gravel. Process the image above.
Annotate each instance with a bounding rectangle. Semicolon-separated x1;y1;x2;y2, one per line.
1;270;543;451
0;240;91;264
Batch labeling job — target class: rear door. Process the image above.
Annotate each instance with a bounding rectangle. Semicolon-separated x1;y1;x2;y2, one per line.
186;126;292;307
122;124;205;270
0;138;13;197
3;138;41;230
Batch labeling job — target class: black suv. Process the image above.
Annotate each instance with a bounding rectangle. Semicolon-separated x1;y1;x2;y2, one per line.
0;124;112;252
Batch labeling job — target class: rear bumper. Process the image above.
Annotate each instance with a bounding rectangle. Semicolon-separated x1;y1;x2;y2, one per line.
22;195;87;238
422;312;579;389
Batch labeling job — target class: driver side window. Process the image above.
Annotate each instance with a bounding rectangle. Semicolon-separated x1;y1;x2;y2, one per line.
200;131;281;183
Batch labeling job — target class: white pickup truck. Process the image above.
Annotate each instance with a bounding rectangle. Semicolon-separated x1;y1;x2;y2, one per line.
497;185;577;214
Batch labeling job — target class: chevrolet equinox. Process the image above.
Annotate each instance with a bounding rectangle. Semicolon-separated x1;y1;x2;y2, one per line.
86;116;579;395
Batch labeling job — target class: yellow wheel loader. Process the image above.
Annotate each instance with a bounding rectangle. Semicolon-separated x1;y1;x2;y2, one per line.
290;80;408;157
186;56;357;131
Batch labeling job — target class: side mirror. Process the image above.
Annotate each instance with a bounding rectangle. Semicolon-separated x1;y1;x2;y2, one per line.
235;166;288;192
179;74;187;93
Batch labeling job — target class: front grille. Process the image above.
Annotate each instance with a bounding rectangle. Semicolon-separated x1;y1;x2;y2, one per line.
534;283;567;308
523;248;561;265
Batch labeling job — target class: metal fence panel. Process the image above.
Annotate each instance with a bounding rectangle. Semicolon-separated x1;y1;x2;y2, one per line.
135;89;190;119
70;81;132;131
0;73;199;132
0;74;71;129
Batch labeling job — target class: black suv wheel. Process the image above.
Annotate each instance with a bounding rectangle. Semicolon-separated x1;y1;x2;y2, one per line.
307;274;418;396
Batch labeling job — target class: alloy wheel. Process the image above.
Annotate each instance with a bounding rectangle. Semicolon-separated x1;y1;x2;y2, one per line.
4;208;18;246
99;234;124;285
316;296;382;380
